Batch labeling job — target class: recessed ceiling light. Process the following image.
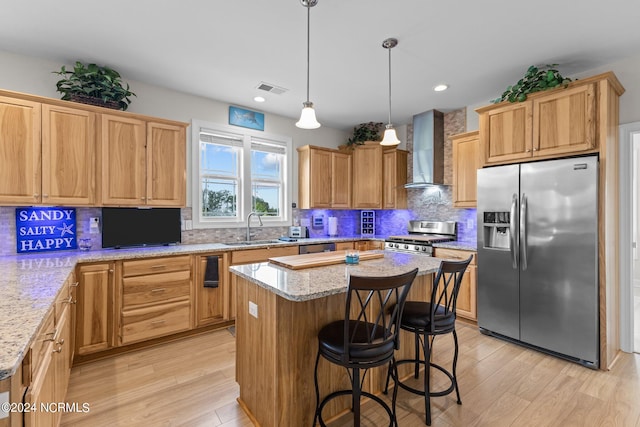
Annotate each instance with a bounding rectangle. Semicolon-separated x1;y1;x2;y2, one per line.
253;96;266;103
433;84;449;92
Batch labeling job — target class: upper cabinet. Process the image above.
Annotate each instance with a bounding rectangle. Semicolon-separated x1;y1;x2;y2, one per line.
0;97;96;205
352;142;383;209
0;88;188;207
477;73;622;167
382;148;407;209
100;117;186;206
297;145;352;209
451;131;479;208
0;96;41;205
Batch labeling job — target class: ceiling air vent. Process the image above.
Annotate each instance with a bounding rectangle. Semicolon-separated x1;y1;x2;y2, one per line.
256;82;288;95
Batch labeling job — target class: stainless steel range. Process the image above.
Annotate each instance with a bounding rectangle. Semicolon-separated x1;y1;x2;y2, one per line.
385;220;456;256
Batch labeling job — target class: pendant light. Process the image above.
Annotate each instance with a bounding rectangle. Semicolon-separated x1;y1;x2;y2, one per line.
296;0;321;129
380;37;400;146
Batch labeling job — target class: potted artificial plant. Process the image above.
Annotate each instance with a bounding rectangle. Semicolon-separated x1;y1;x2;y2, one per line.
342;122;384;150
492;64;572;103
53;61;136;110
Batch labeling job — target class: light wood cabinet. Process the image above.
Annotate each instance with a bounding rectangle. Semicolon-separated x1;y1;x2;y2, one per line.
335;241;354;251
24;287;73;427
354;240;384;251
352;142;383;208
382;148;408;209
42;104;96;205
331;151;352;208
451;131;479;208
478;76;601;167
0;98;96;206
75;263;115;356
433;248;477;321
0;96;41;205
120;256;192;344
194;252;230;327
101;117;186;206
297;145;351;209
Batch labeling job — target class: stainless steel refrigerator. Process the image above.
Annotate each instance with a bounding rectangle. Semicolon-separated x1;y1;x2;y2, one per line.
477;156;599;368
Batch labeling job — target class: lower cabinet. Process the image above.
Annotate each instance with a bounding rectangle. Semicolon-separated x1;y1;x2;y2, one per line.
354;240;384;251
75;263;114;356
194;252;230;327
119;256;192;345
24;278;74;427
433;248;477;321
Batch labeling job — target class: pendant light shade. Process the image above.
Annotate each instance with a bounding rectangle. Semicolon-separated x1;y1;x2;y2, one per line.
296;0;321;129
380;37;400;146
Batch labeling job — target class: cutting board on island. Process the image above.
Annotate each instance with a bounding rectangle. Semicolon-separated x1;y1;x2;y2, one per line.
268;250;384;270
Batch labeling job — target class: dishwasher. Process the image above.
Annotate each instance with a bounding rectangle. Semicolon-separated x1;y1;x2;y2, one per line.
298;242;336;254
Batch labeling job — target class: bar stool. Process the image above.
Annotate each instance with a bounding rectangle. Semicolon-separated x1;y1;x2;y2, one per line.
313;268;419;427
385;256;473;425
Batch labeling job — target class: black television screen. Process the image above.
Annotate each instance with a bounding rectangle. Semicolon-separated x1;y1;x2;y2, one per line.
101;208;181;249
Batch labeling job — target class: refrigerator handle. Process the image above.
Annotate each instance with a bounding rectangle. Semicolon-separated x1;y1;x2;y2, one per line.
510;193;518;269
520;193;528;271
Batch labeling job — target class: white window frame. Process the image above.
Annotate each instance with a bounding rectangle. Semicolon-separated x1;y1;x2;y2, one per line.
191;119;292;229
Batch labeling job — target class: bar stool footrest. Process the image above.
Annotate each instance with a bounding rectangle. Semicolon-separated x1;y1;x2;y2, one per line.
315;389;396;427
394;358;456;397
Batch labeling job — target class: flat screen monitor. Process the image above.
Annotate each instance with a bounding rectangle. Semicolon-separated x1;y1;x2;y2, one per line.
101;208;181;249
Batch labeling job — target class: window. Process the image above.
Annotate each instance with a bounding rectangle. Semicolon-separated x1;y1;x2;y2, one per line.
192;120;291;228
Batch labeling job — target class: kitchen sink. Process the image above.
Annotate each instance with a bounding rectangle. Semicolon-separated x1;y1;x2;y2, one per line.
222;239;283;246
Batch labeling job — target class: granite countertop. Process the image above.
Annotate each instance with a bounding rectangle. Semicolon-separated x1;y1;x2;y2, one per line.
229;251;443;302
432;240;477;251
0;236;387;380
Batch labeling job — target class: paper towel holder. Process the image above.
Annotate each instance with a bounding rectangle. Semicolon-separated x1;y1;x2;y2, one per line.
328;216;338;237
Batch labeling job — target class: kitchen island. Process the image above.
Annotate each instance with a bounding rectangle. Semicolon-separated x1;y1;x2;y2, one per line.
229;251;442;427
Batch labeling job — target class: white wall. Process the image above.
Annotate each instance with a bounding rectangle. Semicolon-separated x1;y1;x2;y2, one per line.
0;49;350;208
465;53;640;130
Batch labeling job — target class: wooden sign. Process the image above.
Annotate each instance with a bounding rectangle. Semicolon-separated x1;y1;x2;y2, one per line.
16;207;77;253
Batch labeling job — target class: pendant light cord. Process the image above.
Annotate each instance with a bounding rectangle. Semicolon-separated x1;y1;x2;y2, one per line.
387;46;392;125
305;4;311;103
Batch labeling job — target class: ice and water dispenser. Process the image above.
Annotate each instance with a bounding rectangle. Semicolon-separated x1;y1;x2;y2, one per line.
482;211;511;250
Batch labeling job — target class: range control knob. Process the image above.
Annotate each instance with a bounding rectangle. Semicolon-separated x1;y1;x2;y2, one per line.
403;244;409;250
415;246;420;251
422;247;428;252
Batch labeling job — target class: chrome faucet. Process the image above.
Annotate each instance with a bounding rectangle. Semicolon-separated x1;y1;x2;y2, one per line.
246;212;263;241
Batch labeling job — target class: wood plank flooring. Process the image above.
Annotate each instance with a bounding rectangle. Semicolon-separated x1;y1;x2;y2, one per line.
61;322;640;427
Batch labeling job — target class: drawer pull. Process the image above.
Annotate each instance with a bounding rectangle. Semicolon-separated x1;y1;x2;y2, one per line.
151;319;166;326
150;265;166;270
56;338;65;346
70;281;79;288
44;329;58;341
151;288;166;293
64;295;74;304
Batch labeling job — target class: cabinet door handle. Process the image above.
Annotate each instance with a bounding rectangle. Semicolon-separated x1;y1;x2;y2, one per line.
53;345;63;353
56;338;65;345
43;194;48;198
70;281;79;287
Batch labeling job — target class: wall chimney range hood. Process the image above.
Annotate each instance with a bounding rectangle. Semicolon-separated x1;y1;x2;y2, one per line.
405;109;445;188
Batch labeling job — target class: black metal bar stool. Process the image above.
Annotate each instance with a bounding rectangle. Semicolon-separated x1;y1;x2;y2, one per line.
385;256;473;425
313;268;418;427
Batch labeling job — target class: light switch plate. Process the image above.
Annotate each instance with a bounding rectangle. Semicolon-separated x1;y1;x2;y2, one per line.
249;301;258;318
89;217;100;234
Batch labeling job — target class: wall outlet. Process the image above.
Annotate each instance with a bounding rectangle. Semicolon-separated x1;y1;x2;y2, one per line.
466;219;474;228
89;217;100;234
249;301;258;318
185;220;193;230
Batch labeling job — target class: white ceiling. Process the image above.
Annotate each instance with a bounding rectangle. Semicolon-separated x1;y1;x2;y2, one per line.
2;0;639;130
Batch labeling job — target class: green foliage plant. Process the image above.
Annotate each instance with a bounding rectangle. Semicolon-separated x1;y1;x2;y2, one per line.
53;61;136;110
492;64;572;104
347;122;384;147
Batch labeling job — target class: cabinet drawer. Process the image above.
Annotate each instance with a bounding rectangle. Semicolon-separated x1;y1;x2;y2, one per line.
122;269;191;308
433;248;476;265
122;255;191;277
30;308;55;377
231;246;298;265
121;300;190;344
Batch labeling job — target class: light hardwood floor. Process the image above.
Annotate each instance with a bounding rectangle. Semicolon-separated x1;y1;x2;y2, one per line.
61;323;640;427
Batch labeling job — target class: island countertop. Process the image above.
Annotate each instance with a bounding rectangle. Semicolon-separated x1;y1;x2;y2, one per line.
229;250;443;302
